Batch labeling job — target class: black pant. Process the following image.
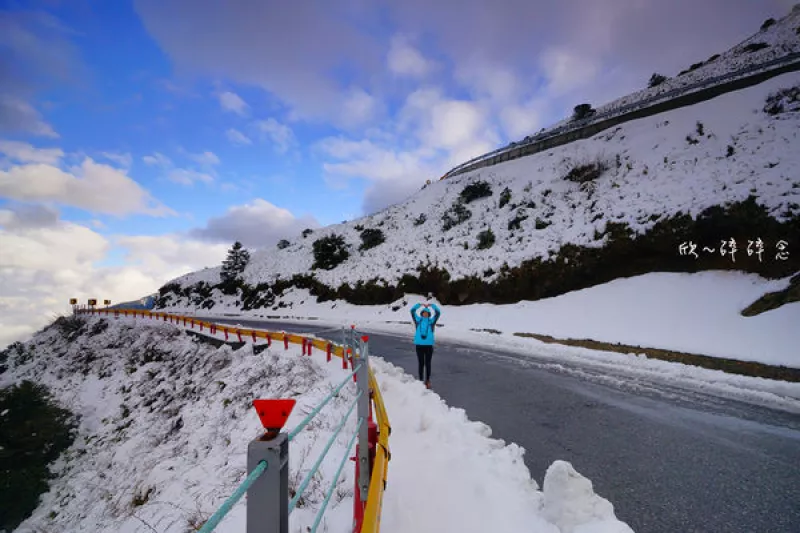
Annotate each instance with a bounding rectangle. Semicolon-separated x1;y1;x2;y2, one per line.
416;344;434;381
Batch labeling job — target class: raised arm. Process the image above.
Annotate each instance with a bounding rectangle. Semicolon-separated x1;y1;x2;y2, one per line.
430;303;441;324
410;303;421;325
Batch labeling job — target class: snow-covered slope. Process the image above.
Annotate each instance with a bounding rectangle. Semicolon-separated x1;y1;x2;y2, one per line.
2;316;633;533
170;72;800;291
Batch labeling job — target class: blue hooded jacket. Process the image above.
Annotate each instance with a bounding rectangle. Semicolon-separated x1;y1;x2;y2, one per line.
411;303;441;346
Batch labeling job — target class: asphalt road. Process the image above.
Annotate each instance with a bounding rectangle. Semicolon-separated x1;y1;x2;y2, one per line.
208;317;800;533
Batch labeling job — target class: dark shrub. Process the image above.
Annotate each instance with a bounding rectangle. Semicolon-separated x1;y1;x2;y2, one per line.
572;103;596;121
441;202;472;231
760;18;776;31
535;218;552;230
742;42;769;53
302;228;314;238
359;228;385;251
686;135;699;145
413;213;427;226
707;54;721;62
726;145;735;157
241;282;275;310
53;315;87;339
498;187;512;208
476;229;496;250
563;160;609;184
763;86;800;115
312;234;350;270
508;211;528;231
648;73;667;88
0;381;77;532
460;181;493;203
277;239;290;250
696;121;705;136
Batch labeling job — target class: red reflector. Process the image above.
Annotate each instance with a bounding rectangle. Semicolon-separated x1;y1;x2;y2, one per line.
252;399;297;430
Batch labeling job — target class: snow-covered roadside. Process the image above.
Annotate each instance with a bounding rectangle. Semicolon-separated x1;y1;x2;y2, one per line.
166;271;800;368
373;357;633;533
3;315;633;533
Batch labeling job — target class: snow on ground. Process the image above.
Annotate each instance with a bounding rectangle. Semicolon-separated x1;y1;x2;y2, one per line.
169;270;800;370
171;70;800;292
3;315;633;533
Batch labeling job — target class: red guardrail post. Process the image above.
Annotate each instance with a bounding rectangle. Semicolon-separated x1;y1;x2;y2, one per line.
326;343;332;362
283;334;288;350
266;334;271;347
237;329;243;343
252;330;257;343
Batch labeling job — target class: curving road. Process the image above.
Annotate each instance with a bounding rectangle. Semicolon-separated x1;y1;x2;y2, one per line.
204;317;800;533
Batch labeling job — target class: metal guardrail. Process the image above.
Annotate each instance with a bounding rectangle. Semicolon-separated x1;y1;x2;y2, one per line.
440;51;800;180
77;308;391;533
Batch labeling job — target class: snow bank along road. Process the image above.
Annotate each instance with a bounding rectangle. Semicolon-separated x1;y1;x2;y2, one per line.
204;316;800;533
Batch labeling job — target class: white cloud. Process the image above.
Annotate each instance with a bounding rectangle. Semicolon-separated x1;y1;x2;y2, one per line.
319;138;435;184
540;47;601;95
340;88;380;128
218;91;249;116
0;139;64;164
0;95;59;138
188;150;221;166
168;169;214;186
0;218;227;349
142;152;172;168
400;88;499;151
455;61;521;104
99;151;132;168
256;118;295;153
500;99;546;139
0;204;60;230
190;198;320;248
318;87;502;212
226;128;252;146
116;235;228;276
387;34;433;77
0;157;173;216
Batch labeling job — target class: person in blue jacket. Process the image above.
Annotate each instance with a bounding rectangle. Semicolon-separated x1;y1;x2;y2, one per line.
410;301;441;389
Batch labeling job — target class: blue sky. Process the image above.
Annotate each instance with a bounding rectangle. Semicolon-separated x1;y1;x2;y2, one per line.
0;0;794;346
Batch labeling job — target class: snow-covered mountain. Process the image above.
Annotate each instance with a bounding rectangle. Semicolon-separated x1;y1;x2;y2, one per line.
158;70;800;312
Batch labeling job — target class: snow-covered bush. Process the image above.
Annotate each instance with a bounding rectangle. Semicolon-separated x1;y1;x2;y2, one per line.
572;103;596;121
563;159;609;184
359;228;386;251
498;187;512;208
648;73;667;88
441;202;472;231
459;180;493;203
312;234;350;270
763;85;800;115
476;229;496;250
